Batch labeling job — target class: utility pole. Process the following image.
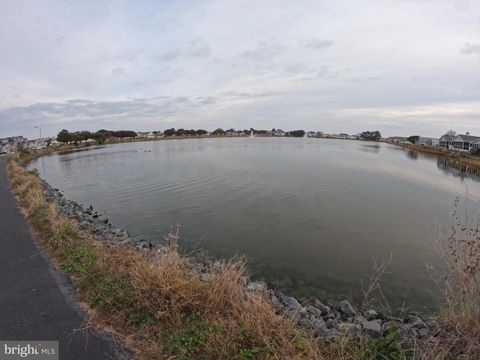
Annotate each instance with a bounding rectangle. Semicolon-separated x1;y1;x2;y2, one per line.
35;126;42;139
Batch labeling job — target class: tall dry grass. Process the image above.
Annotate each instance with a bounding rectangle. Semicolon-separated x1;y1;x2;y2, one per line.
432;197;480;358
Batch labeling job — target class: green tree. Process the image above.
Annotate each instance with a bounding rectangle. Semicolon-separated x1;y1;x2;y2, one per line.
360;131;381;141
164;128;176;137
57;129;72;143
212;128;226;135
407;135;420;144
287;130;305;137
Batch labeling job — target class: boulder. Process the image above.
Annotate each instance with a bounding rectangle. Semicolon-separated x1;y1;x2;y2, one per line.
278;293;303;315
339;299;356;316
307;306;322;317
361;320;382;338
313;300;330;315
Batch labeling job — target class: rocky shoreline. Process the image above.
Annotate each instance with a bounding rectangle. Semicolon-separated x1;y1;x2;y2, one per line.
43;181;444;343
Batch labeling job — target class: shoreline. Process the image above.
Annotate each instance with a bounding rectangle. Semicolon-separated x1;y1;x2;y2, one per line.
32;151;444;339
8;145;478;358
390;142;480;173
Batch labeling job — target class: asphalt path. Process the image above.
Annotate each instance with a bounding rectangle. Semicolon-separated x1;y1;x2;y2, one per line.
0;157;130;359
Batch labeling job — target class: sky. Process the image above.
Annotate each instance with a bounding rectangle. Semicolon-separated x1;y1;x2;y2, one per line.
0;0;479;139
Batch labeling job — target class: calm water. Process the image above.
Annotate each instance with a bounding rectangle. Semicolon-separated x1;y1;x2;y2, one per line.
29;138;480;311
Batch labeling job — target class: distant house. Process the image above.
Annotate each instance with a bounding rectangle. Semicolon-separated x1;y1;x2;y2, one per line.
0;136;27;154
439;134;456;148
418;137;439;146
226;129;240;136
136;132;150;138
470;138;480;151
451;134;480;151
27;138;48;150
387;136;408;144
328;134;348;139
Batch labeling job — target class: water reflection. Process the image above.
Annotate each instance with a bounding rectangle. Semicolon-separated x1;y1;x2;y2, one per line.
28;138;480;312
437;158;480;180
359;144;381;153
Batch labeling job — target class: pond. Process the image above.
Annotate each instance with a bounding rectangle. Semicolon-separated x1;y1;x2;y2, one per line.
29;137;480;312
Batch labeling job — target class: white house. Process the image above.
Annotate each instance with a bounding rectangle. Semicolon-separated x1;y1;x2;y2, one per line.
0;136;27;154
418;137;439;146
451;134;480;151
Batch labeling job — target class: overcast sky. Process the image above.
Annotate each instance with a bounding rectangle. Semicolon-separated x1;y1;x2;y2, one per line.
1;0;479;139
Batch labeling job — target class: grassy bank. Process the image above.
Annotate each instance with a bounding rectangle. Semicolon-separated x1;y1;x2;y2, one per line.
393;143;480;173
7;150;480;359
8;158;322;359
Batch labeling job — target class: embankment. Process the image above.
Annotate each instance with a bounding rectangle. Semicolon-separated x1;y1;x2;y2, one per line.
7;148;480;359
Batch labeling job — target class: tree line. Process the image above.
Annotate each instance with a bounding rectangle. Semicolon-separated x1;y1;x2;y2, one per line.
56;129;137;143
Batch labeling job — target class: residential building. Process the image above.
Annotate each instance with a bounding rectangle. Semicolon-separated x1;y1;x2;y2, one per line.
418;137;439;146
27;138;48;150
439;134;456;148
0;136;27;154
451;133;480;151
136;131;150;138
387;136;408;143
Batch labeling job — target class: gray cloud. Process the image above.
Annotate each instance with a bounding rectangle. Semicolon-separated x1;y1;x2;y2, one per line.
0;96;217;133
240;40;283;62
111;68;126;76
305;38;334;50
1;0;480;138
187;38;212;58
461;42;480;55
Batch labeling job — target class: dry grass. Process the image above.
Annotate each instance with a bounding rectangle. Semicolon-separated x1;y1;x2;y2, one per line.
431;197;480;359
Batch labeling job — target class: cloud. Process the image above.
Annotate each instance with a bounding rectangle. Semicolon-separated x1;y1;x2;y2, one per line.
1;0;480;138
111;68;126;76
187;38;212;58
240;40;283;62
305;38;334;50
159;48;183;61
0;96;217;133
461;42;480;55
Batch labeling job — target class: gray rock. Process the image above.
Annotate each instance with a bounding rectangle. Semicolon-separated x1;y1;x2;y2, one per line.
325;318;338;329
313;300;330;315
366;309;378;321
270;295;284;312
408;315;427;329
278;293;302;314
339;299;357;316
307;306;322;317
99;216;108;224
361;320;382;338
312;317;329;337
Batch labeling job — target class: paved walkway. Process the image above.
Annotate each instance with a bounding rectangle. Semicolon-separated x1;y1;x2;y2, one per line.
0;157;130;359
